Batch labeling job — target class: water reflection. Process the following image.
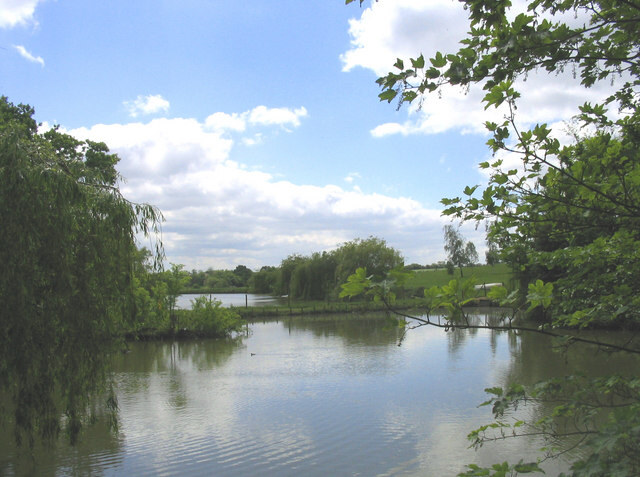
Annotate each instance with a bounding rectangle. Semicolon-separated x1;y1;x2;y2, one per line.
2;311;637;476
1;409;125;476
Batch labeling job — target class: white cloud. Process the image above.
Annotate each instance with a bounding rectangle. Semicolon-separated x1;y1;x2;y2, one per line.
69;112;449;270
344;172;361;184
249;105;308;129
341;0;467;77
13;44;44;66
124;94;171;118
342;0;621;139
205;112;246;132
203;106;308;136
242;133;263;146
0;0;42;28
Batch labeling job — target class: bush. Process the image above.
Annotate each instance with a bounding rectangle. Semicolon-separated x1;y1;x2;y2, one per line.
181;296;243;337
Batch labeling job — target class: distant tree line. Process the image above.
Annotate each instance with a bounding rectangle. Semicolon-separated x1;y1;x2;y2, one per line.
181;237;405;301
184;265;253;293
181;232;495;299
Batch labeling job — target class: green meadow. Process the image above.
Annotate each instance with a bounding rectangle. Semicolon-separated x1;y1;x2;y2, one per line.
404;263;513;291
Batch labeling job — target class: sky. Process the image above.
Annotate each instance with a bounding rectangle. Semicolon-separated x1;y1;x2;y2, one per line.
0;0;619;271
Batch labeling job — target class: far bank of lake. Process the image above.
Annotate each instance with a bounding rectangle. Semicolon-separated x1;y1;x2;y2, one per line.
176;292;286;309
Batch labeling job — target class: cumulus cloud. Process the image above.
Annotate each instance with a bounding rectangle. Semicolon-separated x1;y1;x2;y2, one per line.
205;112;246;132
342;0;620;138
249;105;308;129
344;172;361;184
13;44;44;66
0;0;42;28
341;0;467;77
69;112;451;270
203;106;308;134
242;134;263;147
124;94;171;118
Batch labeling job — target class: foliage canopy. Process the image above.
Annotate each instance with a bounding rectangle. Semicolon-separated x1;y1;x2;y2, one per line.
0;97;163;445
347;0;640;474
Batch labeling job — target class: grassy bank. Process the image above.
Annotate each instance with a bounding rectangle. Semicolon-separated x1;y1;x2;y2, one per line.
234;297;432;319
180;286;249;294
405;263;513;290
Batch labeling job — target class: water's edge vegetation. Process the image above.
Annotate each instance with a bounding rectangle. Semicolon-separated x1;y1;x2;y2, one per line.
123;263;512;341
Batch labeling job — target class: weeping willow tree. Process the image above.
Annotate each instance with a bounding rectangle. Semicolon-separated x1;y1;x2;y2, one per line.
0;97;163;446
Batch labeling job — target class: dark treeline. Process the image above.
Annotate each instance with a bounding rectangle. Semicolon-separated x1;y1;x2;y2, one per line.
404;261;448;271
182;236;404;301
254;236;403;300
184;265;253;293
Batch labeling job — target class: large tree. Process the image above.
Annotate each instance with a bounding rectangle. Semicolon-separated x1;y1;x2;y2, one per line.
276;236;403;301
333;236;404;287
346;0;640;474
0;97;162;445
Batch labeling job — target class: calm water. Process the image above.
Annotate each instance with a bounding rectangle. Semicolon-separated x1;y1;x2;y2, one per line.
3;310;639;476
176;293;285;309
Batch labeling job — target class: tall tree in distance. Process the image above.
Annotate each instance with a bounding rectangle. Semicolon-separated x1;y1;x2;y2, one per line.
443;225;478;277
484;224;501;266
0;97;163;446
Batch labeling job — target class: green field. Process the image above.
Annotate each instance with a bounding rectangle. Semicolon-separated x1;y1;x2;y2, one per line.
405;263;513;290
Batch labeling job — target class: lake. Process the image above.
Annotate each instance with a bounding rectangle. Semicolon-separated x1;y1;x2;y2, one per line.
2;309;638;476
176;292;286;309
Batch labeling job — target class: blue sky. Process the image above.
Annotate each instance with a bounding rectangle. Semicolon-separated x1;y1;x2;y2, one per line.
0;0;617;270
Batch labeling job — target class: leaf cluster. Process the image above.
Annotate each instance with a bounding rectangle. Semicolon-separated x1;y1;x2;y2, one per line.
0;97;163;446
374;0;640;111
351;0;640;473
469;375;640;475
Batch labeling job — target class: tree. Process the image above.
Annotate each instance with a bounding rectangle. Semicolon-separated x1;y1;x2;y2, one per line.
270;237;403;302
443;225;478;277
333;236;404;288
347;0;640;473
163;263;191;330
249;266;278;294
233;265;253;287
485;225;501;266
0;97;163;446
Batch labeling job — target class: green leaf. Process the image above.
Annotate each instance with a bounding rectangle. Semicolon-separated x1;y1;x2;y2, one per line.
426;67;440;79
485;386;503;397
430;51;447;68
339;267;371;298
403;90;418;103
487;286;507;301
513;462;544;474
379;89;398;103
527;280;553;311
411;54;425;69
463;185;479;196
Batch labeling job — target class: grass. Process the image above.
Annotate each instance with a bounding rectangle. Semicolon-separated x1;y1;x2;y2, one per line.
234;299;426;319
405;263;513;290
